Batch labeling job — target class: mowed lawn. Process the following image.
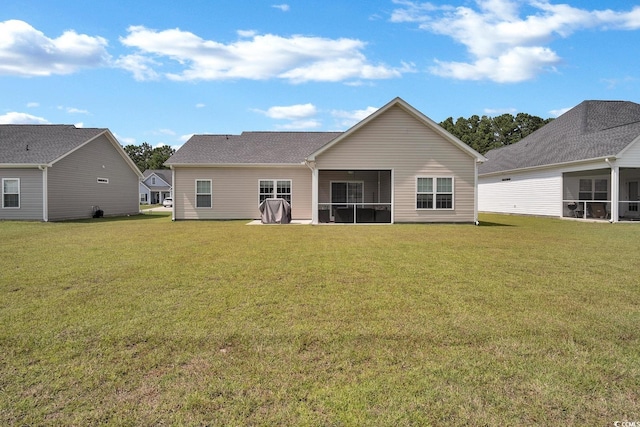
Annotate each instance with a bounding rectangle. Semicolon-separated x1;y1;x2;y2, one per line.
1;213;639;426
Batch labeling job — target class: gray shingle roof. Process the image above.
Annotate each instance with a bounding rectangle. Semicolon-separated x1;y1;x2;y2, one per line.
0;124;106;165
143;169;172;186
166;131;342;165
479;100;640;175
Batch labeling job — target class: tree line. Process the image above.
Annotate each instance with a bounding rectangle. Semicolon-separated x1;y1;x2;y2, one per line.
123;142;175;172
439;113;553;155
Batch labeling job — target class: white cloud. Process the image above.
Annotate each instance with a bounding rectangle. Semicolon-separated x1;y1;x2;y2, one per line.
59;106;90;114
118;26;409;83
484;107;517;115
26;102;39;108
391;1;640;83
115;133;136;145
114;53;160;81
276;120;321;130
331;106;378;128
0;20;110;77
180;134;193;143
195;103;206;108
0;112;50;124
253;103;321;129
272;4;290;12
549;107;571;117
256;103;317;120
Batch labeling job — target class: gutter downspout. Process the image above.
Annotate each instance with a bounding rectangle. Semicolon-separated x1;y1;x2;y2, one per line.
170;166;176;221
305;160;318;224
38;165;48;222
474;160;480;225
605;158;618;223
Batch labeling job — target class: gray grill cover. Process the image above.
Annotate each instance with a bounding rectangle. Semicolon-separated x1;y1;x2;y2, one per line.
259;198;291;224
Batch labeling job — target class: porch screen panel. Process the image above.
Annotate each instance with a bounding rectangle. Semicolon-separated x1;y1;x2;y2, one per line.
579;179;591;200
347;182;362;203
331;182;363;205
594;179;607;200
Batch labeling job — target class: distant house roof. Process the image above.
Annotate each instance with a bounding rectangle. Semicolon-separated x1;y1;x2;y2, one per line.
0;125;106;165
143;169;172;186
166;131;342;166
479;100;640;175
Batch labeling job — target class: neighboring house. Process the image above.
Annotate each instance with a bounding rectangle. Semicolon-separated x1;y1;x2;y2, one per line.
478;100;640;222
0;125;142;221
140;169;172;204
165;97;486;224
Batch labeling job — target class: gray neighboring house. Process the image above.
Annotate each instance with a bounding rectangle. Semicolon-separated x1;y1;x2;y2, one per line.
140;170;172;204
0;124;143;221
478;100;640;222
166;97;486;224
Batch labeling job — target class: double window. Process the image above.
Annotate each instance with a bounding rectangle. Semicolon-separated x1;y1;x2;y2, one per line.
195;179;212;208
259;180;292;205
416;177;453;210
579;178;608;200
2;178;20;208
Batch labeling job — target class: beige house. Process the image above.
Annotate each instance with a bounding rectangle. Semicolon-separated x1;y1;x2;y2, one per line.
166;97;486;224
0;125;142;221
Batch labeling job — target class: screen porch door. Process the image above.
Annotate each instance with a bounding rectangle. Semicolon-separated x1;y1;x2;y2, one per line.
331;182;363;219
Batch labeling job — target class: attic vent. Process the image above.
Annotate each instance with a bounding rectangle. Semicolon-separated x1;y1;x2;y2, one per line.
97;177;109;184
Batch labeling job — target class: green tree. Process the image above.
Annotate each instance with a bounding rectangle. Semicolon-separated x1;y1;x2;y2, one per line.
123;143;174;172
440;112;552;154
148;145;175;170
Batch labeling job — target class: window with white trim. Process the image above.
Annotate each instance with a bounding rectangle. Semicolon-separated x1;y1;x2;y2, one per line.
416;177;454;210
259;179;292;205
2;178;20;208
579;178;608;200
195;179;212;208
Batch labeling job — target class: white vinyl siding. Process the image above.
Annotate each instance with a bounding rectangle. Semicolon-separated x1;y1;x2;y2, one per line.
2;178;20;208
315;104;477;223
478;169;563;217
196;179;212;208
174;167;311;220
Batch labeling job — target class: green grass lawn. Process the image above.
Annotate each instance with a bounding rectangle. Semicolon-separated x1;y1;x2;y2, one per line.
1;213;639;425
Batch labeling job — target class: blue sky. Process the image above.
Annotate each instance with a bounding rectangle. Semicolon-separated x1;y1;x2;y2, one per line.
1;0;640;150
